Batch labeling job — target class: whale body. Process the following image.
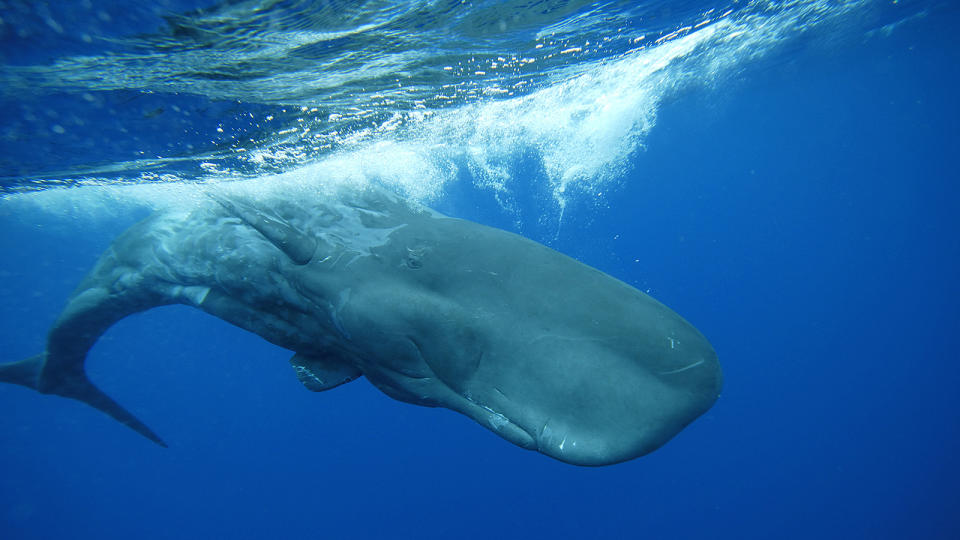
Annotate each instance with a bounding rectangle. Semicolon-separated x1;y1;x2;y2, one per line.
0;184;722;466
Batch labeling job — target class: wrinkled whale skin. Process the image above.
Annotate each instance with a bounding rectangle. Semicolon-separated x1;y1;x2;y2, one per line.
0;185;722;466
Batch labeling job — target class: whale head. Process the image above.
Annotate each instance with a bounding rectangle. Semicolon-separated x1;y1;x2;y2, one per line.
321;208;722;466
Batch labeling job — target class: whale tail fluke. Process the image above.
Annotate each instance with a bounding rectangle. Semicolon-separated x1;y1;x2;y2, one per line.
0;353;167;448
0;354;45;390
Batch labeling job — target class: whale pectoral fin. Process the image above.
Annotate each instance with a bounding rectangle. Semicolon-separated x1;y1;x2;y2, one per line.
289;352;362;392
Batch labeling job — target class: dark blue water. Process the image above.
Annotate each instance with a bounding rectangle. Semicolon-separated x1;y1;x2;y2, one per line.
1;1;958;538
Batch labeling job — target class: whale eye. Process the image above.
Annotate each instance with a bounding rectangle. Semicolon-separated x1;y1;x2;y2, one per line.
405;243;430;269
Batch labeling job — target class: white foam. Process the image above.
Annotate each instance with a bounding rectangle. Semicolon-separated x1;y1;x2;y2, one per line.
397;0;873;210
2;0;875;223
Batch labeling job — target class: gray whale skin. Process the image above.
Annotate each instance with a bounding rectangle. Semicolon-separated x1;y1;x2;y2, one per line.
0;185;721;466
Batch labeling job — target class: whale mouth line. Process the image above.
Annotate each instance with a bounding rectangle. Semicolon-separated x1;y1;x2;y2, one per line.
460;392;538;449
402;336;547;452
658;357;706;375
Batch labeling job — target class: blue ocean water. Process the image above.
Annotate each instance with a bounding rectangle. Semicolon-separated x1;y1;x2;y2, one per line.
1;0;958;538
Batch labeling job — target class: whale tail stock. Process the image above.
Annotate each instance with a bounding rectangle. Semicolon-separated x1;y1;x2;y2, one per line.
0;195;311;449
1;254;171;447
0;352;168;447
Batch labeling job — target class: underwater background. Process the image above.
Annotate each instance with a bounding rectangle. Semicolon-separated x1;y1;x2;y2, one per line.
1;0;958;538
